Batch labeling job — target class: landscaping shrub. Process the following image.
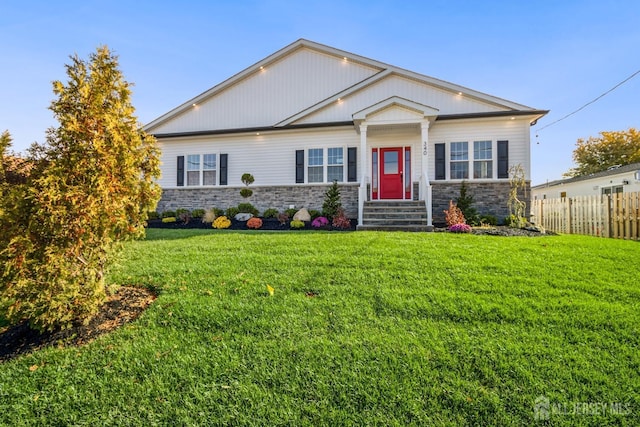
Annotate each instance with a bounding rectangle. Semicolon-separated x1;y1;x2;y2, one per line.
162;210;176;218
247;217;263;229
147;211;160;220
202;209;216;224
262;208;279;219
213;216;231;229
285;208;297;218
479;214;497;226
290;220;305;229
456;181;478;225
237;202;259;216
443;200;465;226
311;216;329;228
449;223;472;233
240;173;254;199
277;212;289;225
332;208;351;230
226;207;240;218
322;180;342;220
191;209;205;219
0;47;161;331
308;209;322;220
177;210;191;224
162;217;177;223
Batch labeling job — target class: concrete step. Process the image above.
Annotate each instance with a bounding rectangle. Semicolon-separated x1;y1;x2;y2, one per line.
357;224;434;232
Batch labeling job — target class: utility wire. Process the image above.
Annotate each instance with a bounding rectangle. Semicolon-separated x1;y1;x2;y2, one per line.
536;68;640;132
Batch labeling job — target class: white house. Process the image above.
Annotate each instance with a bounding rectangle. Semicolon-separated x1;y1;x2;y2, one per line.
532;162;640;200
144;39;547;227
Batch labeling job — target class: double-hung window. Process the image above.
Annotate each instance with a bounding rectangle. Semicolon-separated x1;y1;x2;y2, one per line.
450;142;469;180
187;154;201;186
327;147;344;182
203;154;217;185
308;148;324;183
473;140;492;179
186;154;217;186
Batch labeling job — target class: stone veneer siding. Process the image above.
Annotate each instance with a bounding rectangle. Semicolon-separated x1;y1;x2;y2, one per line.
431;181;531;226
157;184;359;218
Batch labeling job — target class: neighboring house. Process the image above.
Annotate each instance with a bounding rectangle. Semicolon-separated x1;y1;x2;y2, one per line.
144;39;547;227
532;162;640;200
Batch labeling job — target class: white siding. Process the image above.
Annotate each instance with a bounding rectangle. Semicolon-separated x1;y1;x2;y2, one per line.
295;75;508;125
532;170;640;199
158;127;360;188
150;48;379;134
427;118;531;180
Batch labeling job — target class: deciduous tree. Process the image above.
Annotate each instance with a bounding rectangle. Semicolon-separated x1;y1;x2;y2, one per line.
565;128;640;177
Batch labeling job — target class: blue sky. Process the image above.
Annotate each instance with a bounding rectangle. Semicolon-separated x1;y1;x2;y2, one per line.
1;0;638;184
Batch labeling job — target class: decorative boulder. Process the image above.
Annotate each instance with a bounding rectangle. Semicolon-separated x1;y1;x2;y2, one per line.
235;213;253;221
293;208;311;222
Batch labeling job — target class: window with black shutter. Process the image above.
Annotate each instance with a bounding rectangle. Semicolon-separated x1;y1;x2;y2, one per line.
177;156;184;186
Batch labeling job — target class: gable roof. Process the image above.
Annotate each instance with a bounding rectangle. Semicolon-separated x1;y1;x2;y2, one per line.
145;39;547;136
532;162;640;189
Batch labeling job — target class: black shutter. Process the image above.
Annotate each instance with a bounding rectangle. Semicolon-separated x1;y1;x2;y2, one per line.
497;140;509;179
347;147;357;182
295;150;304;183
435;143;445;180
220;154;228;185
177;156;184;186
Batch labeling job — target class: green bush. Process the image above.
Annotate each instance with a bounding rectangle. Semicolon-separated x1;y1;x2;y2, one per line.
213;207;225;218
262;208;279;219
479;214;497;226
239;188;253;198
322;181;342;220
290;220;305;229
191;209;205;218
237;202;259;216
285;208;298;218
162;210;176;218
308;209;322;220
226;207;240;218
147;211;160;220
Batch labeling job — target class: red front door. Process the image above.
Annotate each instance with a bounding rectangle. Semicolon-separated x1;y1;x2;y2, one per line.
380;147;403;199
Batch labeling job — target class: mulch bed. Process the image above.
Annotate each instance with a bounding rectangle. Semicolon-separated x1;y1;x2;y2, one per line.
434;225;553;237
0;287;156;363
147;218;357;231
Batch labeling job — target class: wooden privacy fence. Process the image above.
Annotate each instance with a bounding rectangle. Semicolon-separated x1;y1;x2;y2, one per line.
531;192;640;240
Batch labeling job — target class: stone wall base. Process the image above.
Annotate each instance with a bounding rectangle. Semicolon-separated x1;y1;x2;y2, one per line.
431;181;531;225
157;184;359;218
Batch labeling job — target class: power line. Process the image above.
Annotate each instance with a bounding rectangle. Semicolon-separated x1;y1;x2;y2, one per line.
536;68;640;132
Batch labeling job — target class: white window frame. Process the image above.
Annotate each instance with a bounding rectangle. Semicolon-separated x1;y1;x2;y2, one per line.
306;147;346;183
473;140;493;179
450;141;469;180
185;153;218;187
445;140;497;180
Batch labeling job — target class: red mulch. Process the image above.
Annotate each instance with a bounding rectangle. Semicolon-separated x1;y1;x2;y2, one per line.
0;286;156;362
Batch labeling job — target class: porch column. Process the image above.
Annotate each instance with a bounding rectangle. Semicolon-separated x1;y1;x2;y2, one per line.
421;120;433;227
358;124;368;226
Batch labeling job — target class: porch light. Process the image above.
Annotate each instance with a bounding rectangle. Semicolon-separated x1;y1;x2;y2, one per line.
510;116;515;120
192;103;197;107
457;92;462;95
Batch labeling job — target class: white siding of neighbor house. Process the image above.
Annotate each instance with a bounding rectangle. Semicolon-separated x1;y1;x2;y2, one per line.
158;126;361;189
531;170;640;199
427;117;531;181
294;74;508;125
149;48;380;135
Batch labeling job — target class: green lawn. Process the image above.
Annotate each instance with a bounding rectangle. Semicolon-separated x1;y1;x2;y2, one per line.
1;230;638;426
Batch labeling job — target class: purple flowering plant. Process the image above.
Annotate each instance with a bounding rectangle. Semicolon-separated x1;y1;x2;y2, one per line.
448;223;472;233
311;216;329;228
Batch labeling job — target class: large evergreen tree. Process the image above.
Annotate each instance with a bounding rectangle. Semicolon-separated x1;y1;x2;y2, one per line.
564;128;640;177
0;47;161;331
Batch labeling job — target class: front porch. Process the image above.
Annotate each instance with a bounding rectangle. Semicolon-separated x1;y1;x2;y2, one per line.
353;96;438;230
